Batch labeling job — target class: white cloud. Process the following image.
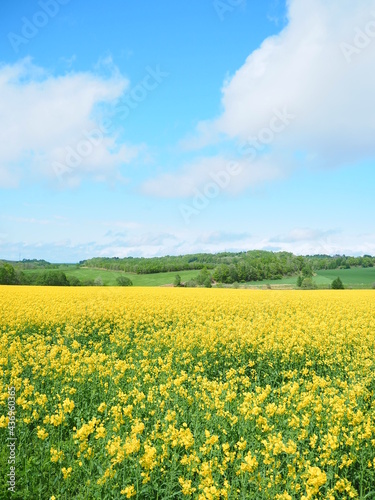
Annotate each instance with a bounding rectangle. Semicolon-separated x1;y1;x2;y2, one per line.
215;0;375;165
142;154;283;198
195;231;252;245
2;226;375;262
270;228;340;244
100;220;142;231
161;0;375;198
0;58;141;187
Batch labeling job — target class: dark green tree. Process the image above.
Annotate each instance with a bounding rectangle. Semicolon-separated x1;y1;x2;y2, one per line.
116;276;133;286
204;277;212;288
68;276;81;286
36;271;69;286
0;263;16;284
331;277;344;289
196;267;211;286
302;265;313;278
173;274;181;287
301;278;317;289
82;279;95;286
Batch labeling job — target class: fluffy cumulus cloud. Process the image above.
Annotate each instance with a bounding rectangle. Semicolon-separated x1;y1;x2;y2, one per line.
145;0;375;197
215;0;375;165
0;58;140;188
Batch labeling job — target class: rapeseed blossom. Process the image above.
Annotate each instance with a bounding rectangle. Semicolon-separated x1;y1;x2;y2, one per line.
1;286;375;498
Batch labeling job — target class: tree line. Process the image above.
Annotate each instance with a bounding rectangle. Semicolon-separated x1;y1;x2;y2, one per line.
0;264;133;287
0;265;83;286
1;250;374;287
81;251;374;282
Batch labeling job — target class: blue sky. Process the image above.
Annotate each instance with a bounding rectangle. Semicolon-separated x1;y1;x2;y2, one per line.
1;0;375;262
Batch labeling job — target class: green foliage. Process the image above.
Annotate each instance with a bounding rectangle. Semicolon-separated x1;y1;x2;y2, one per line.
36;271;70;286
302;265;313;278
185;279;198;288
81;279;95;286
67;276;81;287
2;252;375;288
173;274;181;287
80;250;324;280
296;275;303;288
196;267;212;286
331;277;344;289
301;278;317;289
116;276;133;287
0;263;17;284
204;277;212;288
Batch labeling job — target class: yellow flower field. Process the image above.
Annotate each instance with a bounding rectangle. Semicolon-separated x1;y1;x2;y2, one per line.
1;287;375;499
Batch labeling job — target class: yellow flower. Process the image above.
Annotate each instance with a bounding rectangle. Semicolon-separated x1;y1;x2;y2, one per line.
120;485;136;498
50;411;65;427
236;438;247;451
61;466;72;479
62;398;75;414
50;448;64;463
37;426;49;440
0;415;9;428
95;424;106;439
306;466;327;496
178;477;196;496
98;402;107;413
239;451;258;474
124;435;140;456
139;444;157;470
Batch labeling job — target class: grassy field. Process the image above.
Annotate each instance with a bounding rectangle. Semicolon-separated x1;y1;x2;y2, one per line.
22;267;200;286
21;266;375;288
246;267;375;289
315;267;375;287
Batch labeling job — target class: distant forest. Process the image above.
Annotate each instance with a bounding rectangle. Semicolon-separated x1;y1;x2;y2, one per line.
80;252;375;283
0;251;374;286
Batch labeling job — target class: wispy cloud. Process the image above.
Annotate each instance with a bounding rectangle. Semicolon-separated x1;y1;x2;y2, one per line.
196;231;251;245
1;227;375;262
270;228;340;244
0;215;69;226
142;155;283;198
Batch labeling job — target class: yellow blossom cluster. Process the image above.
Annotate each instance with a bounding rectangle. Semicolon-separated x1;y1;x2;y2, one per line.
1;286;375;498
